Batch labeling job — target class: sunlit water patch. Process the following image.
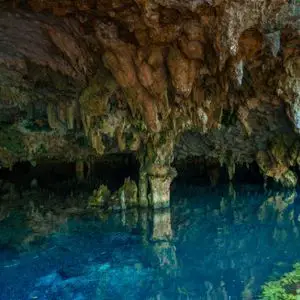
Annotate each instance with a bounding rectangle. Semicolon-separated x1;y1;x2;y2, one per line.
1;184;300;299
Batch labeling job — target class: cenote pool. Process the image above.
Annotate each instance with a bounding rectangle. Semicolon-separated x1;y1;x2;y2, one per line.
1;184;300;299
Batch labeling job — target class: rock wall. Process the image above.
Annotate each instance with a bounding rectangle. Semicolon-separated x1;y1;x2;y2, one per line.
0;0;299;207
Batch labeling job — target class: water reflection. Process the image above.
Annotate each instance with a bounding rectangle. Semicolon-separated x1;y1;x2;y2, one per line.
0;184;300;299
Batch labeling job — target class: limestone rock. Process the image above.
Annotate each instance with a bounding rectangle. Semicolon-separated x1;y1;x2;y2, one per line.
0;0;299;206
114;178;138;210
88;185;111;208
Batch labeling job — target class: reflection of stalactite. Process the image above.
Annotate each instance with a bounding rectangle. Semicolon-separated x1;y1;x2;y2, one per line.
258;191;296;224
227;156;235;181
273;227;288;242
242;276;255;300
204;280;228;300
81;111;93;137
228;182;236;200
121;208;139;228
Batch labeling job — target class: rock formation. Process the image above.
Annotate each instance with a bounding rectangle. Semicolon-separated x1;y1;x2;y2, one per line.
0;0;299;208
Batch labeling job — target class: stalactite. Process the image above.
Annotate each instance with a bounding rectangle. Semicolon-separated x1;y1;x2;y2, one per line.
58;103;66;123
90;129;105;155
138;170;149;207
86;115;92;131
81;112;89;136
238;106;251;136
47;103;58;129
26;103;34;120
116;126;126;152
235;60;244;86
264;31;281;57
66;102;75;130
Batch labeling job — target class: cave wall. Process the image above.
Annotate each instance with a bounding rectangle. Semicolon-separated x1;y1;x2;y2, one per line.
0;0;299;207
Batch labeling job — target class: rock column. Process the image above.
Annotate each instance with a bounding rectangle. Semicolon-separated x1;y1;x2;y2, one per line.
138;132;177;209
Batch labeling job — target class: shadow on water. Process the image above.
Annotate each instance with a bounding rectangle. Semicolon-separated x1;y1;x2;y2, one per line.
0;183;300;299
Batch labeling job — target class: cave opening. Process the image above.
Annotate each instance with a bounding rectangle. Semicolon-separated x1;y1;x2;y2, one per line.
0;153;139;196
173;157;265;186
0;154;268;198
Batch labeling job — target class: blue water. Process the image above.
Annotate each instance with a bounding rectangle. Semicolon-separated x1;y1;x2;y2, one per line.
1;184;300;299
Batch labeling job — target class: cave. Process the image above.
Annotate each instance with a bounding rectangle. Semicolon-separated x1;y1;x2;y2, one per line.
0;0;300;299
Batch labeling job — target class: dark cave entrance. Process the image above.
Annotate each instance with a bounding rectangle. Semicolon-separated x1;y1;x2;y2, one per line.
172;157;265;186
0;153;139;195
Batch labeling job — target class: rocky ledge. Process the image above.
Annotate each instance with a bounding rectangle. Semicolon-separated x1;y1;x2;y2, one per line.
0;0;299;208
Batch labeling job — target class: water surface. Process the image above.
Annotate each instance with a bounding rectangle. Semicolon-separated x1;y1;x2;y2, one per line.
1;184;300;299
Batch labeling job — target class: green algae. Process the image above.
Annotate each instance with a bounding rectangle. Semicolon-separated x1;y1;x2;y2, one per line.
261;263;300;300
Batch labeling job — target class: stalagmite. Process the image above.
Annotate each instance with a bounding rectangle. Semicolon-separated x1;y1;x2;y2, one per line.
116;177;138;209
138;170;149;208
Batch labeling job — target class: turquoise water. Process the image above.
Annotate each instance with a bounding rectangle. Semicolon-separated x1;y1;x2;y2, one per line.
1;184;300;299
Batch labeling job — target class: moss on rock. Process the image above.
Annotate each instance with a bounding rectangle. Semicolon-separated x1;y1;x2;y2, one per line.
261;263;300;300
